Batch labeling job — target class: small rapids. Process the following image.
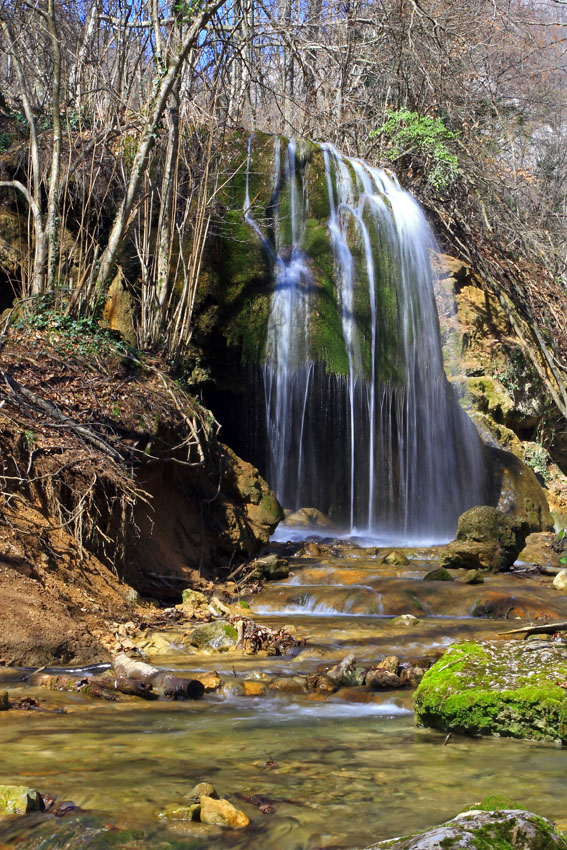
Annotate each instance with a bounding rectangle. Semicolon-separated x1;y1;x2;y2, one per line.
4;540;567;850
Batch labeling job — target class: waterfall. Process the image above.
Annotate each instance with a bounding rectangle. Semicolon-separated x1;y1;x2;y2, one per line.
243;134;487;541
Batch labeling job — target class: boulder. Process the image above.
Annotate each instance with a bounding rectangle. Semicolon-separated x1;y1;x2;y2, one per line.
392;614;420;627
456;570;484;585
365;669;402;689
399;666;425;688
192;671;224;692
222;447;284;544
441;506;530;572
185;782;218;802
327;653;366;687
382;551;409;566
423;568;453;582
242;680;268;696
247;554;290;581
181;589;208;609
199;795;249;828
282;507;334;529
414;640;567;742
185;620;238;651
488;447;554;533
0;785;43;815
376;655;400;675
366;807;567;849
553;570;567;591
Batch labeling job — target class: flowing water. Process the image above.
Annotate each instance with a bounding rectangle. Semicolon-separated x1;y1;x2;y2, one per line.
2;543;567;850
248;136;488;540
1;141;563;848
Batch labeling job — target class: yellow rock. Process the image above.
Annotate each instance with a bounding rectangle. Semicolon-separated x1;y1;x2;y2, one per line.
199;796;249;828
243;680;267;696
193;671;224;691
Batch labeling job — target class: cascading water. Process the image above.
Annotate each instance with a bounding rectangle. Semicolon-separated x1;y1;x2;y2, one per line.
244;134;487;541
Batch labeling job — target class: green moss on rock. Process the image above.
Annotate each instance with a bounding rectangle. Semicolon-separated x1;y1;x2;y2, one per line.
414;640;567;742
369;809;567;850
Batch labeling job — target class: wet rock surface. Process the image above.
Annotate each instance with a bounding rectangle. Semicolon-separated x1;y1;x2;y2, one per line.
369;808;567;849
441;506;530;572
415;639;567;742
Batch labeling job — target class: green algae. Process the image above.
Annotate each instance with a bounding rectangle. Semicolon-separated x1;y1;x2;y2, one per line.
414;641;567;743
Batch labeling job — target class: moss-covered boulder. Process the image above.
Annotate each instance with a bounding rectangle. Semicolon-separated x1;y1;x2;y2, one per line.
0;785;43;815
414;640;567;742
185;620;238;651
441;506;530;572
368;808;567;849
222;447;284;543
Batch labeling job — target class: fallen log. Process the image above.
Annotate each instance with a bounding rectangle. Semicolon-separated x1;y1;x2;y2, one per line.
112;654;205;699
31;672;154;699
151;673;205;700
113;653;159;679
498;621;567;638
87;675;155;698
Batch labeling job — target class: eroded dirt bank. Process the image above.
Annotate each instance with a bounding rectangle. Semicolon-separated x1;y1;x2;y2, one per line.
0;324;282;665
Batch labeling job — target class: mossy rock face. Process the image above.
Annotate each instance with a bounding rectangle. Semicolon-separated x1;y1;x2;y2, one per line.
414;640;567;743
0;785;43;816
488;447;554;533
369;808;567;849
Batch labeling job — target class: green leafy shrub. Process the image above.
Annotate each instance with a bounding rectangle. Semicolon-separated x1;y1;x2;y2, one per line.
370;108;459;190
522;443;550;483
15;303;130;358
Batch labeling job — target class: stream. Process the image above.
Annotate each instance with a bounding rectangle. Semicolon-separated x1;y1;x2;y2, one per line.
2;535;567;849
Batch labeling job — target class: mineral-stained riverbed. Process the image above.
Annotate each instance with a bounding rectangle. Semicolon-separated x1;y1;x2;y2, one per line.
2;537;567;849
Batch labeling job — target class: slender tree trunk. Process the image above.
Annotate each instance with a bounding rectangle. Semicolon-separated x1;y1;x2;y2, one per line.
46;0;62;293
94;0;226;294
0;18;46;295
154;79;180;334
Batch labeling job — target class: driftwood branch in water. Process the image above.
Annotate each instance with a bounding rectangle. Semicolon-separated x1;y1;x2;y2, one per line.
498;621;567;638
539;565;563;576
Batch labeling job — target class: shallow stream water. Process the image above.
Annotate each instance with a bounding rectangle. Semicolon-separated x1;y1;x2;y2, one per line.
2;536;567;849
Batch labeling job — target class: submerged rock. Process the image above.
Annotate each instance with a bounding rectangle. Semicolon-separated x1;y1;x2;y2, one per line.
368;808;567;849
159;803;201;822
414;640;567;742
0;785;43;815
456;569;485;585
199;795;249;828
423;568;453;582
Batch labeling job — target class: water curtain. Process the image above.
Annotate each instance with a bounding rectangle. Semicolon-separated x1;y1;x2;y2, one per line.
244;135;487;540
